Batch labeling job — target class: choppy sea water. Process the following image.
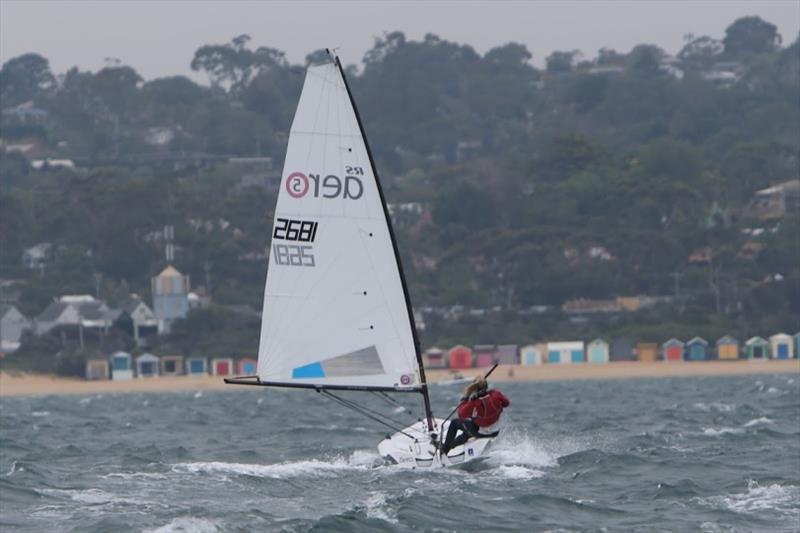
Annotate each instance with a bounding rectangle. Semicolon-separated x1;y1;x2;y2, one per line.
1;374;798;532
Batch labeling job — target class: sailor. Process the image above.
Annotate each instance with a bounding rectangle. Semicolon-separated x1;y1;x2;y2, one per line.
439;376;510;455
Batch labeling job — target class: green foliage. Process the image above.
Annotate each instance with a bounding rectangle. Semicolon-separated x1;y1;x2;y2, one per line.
1;16;798;352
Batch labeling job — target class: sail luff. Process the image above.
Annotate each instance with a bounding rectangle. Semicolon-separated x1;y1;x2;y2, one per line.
333;57;435;430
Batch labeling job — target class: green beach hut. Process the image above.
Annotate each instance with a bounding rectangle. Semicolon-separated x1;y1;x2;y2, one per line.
744;337;769;359
587;339;609;363
685;337;709;361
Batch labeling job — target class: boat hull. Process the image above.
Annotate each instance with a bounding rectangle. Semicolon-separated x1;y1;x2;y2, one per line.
377;418;497;468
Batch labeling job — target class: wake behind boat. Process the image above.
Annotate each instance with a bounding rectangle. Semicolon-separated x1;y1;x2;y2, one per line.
225;52;500;467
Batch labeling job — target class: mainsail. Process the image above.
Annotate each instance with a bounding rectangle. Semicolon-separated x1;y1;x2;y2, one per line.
249;59;426;397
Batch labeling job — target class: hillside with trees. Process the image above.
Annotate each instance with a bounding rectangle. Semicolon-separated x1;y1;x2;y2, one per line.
1;16;798;371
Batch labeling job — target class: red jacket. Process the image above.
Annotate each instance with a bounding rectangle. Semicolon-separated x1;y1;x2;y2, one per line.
457;389;510;427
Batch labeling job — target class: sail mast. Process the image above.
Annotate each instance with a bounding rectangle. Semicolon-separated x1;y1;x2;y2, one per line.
334;56;435;431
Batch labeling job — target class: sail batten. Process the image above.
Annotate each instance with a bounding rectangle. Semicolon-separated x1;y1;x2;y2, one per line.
255;61;421;391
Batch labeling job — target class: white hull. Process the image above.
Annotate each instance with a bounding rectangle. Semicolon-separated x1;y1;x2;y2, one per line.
377;418;497;468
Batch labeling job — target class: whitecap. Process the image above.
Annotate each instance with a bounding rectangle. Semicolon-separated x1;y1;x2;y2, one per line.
193;392;203;399
171;458;368;479
31;411;50;417
492;464;544;480
743;417;773;428
363;492;398;524
700;480;800;518
701;427;745;436
144;516;221;533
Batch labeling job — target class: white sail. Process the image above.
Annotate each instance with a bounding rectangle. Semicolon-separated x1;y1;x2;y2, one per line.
256;61;419;390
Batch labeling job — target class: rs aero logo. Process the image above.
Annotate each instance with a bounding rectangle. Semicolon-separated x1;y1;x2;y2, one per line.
286;166;364;200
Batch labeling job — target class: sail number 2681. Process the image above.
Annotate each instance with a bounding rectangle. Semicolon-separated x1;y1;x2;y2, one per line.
272;218;318;267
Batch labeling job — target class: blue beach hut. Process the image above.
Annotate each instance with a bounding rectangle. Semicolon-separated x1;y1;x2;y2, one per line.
186;357;208;375
547;341;584;364
685;337;709;361
520;344;543;366
587;339;609;363
769;333;794;359
110;351;133;380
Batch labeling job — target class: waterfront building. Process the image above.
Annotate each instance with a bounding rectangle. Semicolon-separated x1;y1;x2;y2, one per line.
520;344;544;366
186;357;208;375
685;337;710;361
212;357;234;376
135;353;160;377
110;351;133;380
769;333;795;359
237;357;258;375
635;342;658;362
587;339;610;363
160;355;184;376
474;345;496;368
85;356;109;380
744;337;769;359
448;345;473;369
547;341;584;364
716;336;739;360
495;344;519;365
662;338;684;362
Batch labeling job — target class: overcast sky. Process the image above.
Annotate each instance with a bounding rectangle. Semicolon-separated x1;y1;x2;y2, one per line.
1;0;798;82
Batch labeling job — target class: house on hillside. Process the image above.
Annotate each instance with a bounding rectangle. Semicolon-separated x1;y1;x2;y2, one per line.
745;180;800;221
1;101;49;123
35;295;116;337
0;303;31;353
115;297;159;346
22;242;52;271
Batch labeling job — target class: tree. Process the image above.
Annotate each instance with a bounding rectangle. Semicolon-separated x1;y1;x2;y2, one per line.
0;53;55;105
629;44;664;76
678;36;723;67
191;34;287;92
723;16;781;56
484;43;531;67
546;50;580;72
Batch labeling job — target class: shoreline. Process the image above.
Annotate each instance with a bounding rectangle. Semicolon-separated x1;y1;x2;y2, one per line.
1;360;797;398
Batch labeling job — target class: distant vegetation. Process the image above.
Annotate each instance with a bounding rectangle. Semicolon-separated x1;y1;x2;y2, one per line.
1;16;798;364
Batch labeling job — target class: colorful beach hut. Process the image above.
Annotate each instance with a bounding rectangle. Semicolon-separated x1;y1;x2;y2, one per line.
716;336;739;360
212;357;234;376
160;355;184;376
662;338;685;363
238;357;258;375
186;357;208;376
448;345;473;369
587;339;609;363
423;347;446;369
135;353;160;378
769;333;795;359
635;342;658;362
547;341;584;364
744;337;769;359
110;351;133;380
610;338;636;361
520;344;543;366
85;356;110;380
474;345;496;368
495;345;519;365
685;337;709;361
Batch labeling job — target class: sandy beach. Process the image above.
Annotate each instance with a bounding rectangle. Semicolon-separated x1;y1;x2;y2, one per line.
1;359;797;397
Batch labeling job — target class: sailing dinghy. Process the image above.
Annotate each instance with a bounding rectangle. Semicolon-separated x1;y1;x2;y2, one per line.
226;54;498;467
